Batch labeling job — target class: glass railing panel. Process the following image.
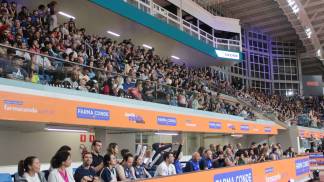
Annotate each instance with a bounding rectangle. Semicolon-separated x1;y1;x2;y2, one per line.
2;44;321;129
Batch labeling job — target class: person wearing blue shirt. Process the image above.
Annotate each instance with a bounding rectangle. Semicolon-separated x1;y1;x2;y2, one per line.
74;152;99;182
123;76;135;91
199;149;213;170
122;153;136;180
173;143;183;174
184;152;201;172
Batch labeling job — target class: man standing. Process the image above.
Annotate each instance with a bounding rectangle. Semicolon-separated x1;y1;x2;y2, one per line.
91;140;104;174
74;152;99;182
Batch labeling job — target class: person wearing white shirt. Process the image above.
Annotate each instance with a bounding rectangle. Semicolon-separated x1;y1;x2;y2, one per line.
154;152;176;177
15;156;47;182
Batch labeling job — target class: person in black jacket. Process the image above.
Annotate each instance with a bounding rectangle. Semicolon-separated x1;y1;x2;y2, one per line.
149;143;172;167
213;151;226;168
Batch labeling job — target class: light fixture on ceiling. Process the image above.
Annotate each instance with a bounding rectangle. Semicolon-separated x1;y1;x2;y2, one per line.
45;126;88;133
107;30;120;37
143;44;152;49
286;0;299;15
154;132;178;136
58;11;76;20
286;90;294;97
171;55;180;60
231;134;243;138
317;49;321;58
305;27;312;39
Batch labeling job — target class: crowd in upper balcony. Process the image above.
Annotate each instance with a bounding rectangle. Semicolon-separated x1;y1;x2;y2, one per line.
0;0;322;128
0;0;256;120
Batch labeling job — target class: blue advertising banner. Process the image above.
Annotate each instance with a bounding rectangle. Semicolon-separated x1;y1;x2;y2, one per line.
264;167;273;174
157;116;177;126
295;158;310;176
264;127;272;132
209;122;222;129
214;168;253;182
240;125;249;131
76;107;110;120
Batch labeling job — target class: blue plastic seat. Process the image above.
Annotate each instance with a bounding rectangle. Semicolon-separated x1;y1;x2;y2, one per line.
0;173;12;182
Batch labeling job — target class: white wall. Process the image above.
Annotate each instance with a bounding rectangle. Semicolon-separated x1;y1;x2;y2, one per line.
0;130;92;166
275;127;299;152
203;134;273;149
167;0;241;33
105;132;137;156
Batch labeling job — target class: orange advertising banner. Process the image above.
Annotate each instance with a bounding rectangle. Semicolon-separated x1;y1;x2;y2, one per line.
144;156;310;182
0;90;280;134
299;129;324;139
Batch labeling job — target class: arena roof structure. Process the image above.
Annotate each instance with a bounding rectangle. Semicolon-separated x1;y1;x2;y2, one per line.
195;0;324;75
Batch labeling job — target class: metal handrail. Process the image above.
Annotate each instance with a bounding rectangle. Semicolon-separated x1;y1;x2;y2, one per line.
0;44;225;97
125;0;241;51
84;40;93;56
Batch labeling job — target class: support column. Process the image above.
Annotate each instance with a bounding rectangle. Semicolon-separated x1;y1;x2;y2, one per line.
177;1;183;30
94;128;108;153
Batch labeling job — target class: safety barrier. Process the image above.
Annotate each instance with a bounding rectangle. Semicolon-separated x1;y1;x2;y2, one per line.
144;156;311;182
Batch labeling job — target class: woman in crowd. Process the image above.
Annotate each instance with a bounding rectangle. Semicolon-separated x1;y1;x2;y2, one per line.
133;155;151;179
106;143;119;157
224;148;236;167
15;156;47;182
48;151;74;182
100;153;118;182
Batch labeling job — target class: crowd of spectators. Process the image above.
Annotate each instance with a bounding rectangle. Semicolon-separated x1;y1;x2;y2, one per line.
15;140;298;182
0;0;323;128
237;89;324;128
0;0;256;120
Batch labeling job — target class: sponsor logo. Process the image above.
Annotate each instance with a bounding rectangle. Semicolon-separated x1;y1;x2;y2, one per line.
215;50;240;60
309;153;323;158
214;169;253;182
3;99;38;113
209;122;222;129
266;174;282;182
264;127;272;132
184;119;197;127
76;107;110;121
124;113;145;124
306;81;320;87
227;123;235;130
265;167;273;174
295;158;310;176
157;116;177;126
240;125;249;131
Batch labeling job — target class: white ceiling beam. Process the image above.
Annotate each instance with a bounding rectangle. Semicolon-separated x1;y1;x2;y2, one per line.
276;0;323;60
234;5;278;18
224;0;273;12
